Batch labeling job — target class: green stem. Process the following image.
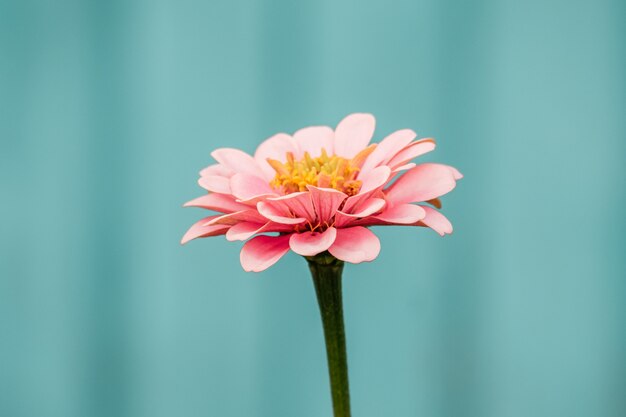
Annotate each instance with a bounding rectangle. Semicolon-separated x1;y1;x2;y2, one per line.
307;254;351;417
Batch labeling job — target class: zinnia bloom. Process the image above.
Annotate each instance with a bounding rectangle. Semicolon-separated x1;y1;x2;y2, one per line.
182;113;462;272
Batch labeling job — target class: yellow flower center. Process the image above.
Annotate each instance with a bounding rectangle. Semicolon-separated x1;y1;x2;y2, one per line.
268;146;376;196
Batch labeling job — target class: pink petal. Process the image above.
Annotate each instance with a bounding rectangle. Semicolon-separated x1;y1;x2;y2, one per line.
345;197;386;217
181;216;230;244
289;227;337;256
385;163;457;204
257;201;307;224
328;226;381;264
226;222;267;241
387;138;436;168
360;129;417;174
342;166;391;214
335;198;386;228
446;165;463;180
267;192;317;221
374;204;426;224
183;193;249;213
211;148;264;178
226;221;294;241
333;214;357;229
293;126;334;157
198;175;231;194
206;209;267;226
237;194;278;205
240;234;291;272
254;133;298;180
200;164;235;177
333;113;376;158
230;173;277;202
392;163;416;173
358;165;392;194
307;185;348;224
418;206;453;236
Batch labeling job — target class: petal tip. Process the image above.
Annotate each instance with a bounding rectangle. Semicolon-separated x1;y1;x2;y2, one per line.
328;226;381;264
343;112;375;122
289;227;337;257
239;234;291;272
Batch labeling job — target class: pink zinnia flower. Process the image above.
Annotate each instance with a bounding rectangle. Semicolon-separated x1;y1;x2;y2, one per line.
182;113;462;272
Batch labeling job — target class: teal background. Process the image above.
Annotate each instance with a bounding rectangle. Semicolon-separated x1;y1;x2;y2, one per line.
1;0;625;416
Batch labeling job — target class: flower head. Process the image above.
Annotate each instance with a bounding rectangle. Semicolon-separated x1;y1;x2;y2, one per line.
182;113;462;272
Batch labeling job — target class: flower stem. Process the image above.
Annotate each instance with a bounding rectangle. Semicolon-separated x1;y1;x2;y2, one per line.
307;254;351;417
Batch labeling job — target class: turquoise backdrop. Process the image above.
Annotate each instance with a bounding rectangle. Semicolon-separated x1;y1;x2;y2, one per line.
1;0;625;416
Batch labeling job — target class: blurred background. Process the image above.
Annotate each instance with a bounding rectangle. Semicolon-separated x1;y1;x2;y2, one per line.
1;0;625;416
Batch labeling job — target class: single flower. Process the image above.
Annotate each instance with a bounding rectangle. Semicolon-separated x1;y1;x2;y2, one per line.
182;113;462;272
182;113;463;416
